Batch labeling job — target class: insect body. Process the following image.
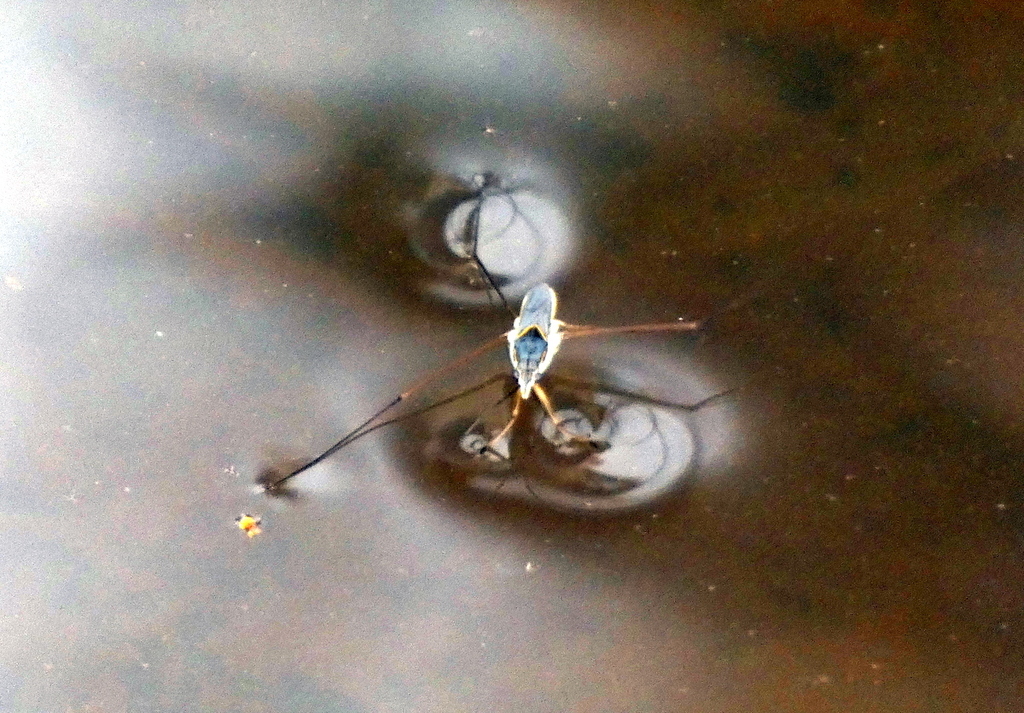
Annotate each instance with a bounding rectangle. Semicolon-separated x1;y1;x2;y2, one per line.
508;283;563;397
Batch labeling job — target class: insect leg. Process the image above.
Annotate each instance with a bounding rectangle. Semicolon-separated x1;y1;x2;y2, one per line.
561;319;702;339
532;381;606;448
464;194;514;316
258;332;507;494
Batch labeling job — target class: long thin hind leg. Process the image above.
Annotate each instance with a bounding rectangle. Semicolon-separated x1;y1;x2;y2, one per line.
258;333;507;494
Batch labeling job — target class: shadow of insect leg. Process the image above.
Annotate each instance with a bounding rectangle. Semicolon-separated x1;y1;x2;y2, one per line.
545;374;740;413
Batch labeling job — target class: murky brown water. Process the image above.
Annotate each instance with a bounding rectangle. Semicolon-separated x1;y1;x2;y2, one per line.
3;1;1024;710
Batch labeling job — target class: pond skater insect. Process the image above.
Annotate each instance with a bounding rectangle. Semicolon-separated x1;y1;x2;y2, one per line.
256;172;738;500
256;279;732;498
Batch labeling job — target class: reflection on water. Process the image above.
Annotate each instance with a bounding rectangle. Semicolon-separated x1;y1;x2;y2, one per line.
408;342;737;513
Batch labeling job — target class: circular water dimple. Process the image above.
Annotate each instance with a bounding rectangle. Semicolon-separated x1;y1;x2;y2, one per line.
405;165;579;308
442;187;545;280
406;342;738;514
522;394;699;513
458;425;511;461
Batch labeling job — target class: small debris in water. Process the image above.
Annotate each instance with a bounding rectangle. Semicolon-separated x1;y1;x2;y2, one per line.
236;513;262;538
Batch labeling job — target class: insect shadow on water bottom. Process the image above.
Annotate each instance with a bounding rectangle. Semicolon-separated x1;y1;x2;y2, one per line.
255;279;739;513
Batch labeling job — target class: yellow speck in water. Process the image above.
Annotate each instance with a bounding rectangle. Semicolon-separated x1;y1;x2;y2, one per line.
236;514;262;538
